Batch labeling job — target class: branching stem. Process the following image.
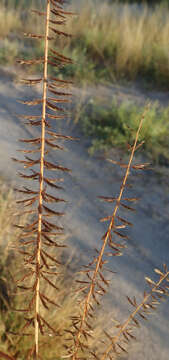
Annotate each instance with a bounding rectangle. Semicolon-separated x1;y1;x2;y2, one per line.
72;106;149;360
101;270;169;360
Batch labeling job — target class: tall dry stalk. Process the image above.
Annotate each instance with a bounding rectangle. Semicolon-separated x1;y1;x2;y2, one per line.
69;109;148;359
12;0;74;357
68;105;169;360
35;1;50;355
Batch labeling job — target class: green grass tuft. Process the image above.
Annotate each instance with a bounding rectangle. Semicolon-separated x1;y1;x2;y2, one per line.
81;100;169;164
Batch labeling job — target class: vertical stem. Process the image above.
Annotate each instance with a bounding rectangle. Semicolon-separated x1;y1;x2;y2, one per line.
72;108;148;360
35;0;50;357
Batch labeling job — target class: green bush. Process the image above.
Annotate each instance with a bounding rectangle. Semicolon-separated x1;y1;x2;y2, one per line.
82;100;169;164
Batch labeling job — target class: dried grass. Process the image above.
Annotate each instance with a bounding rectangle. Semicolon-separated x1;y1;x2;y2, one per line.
1;1;169;86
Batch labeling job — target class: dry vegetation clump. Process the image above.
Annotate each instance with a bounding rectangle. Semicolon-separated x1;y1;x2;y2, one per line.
66;0;169;86
0;6;22;39
1;0;169;87
53;0;169;87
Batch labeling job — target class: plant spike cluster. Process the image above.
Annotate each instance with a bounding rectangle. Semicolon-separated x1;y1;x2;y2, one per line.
5;1;168;359
99;265;169;360
12;0;74;358
68;108;150;360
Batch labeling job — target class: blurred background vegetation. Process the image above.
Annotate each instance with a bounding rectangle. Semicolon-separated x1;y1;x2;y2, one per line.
1;0;169;88
0;0;169;163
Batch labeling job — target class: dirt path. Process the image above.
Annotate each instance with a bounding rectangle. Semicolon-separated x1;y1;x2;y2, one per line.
0;68;169;359
72;80;169;109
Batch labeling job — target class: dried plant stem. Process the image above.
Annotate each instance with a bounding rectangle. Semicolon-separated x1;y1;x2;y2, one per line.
101;270;169;360
72;107;149;359
35;0;50;357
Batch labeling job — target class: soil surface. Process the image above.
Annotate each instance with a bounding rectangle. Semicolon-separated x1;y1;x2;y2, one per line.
0;67;169;360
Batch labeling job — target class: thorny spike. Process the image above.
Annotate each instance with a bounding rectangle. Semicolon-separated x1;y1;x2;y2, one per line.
100;268;169;360
13;0;73;358
71;106;149;360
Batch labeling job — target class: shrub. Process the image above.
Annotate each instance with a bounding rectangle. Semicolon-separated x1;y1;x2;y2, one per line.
81;100;169;164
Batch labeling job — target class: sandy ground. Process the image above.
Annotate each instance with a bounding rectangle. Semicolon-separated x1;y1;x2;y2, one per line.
0;67;169;359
